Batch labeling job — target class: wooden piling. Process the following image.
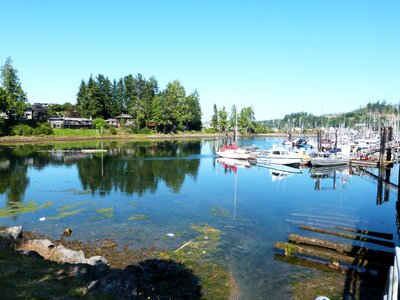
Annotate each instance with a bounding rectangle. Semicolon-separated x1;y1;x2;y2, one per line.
379;125;386;168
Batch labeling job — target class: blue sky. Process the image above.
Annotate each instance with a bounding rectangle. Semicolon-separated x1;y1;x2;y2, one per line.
0;1;399;121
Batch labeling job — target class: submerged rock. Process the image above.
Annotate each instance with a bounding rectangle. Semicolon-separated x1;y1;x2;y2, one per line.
63;227;72;237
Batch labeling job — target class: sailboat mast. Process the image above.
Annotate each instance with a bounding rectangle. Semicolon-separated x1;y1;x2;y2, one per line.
234;110;238;144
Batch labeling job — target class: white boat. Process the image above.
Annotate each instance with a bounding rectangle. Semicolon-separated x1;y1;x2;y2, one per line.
215;144;252;160
215;113;252;160
310;152;349;167
256;147;302;165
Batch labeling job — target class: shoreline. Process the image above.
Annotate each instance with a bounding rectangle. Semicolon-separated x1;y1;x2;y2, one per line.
0;132;289;144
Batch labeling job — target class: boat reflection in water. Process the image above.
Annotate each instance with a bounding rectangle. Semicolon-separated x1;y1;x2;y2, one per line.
310;165;350;191
215;157;251;173
255;162;302;182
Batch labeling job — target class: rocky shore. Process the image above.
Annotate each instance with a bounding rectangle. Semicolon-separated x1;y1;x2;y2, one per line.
0;226;204;299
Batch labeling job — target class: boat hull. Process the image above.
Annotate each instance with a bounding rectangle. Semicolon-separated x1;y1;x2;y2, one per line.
310;158;349;167
216;150;251;160
256;156;302;165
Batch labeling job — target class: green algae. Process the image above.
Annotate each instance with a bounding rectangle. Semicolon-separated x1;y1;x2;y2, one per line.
0;201;53;218
95;207;113;214
159;224;233;299
128;214;149;221
209;207;230;218
57;202;87;212
92;207;114;219
47;208;88;220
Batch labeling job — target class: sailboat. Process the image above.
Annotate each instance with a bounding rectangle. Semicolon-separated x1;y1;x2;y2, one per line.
215;112;252;160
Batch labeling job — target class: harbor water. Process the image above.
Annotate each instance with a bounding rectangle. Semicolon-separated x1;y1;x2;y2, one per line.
0;137;398;299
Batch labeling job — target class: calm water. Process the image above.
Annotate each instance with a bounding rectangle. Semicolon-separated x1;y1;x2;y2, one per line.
1;137;399;299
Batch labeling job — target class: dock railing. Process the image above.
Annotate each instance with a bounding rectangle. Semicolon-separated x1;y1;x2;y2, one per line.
384;247;400;300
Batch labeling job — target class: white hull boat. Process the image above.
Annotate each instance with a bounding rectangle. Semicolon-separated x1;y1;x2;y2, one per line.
310;152;349;167
256;147;302;165
215;145;252;160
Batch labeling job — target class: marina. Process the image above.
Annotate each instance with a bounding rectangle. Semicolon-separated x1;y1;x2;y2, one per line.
1;137;400;299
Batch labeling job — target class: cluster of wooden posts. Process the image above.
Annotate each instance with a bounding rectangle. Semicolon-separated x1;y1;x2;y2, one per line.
275;212;395;295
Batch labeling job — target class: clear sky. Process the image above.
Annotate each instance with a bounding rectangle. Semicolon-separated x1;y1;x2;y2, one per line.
0;0;399;121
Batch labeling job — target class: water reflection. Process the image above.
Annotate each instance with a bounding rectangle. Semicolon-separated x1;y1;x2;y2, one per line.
0;140;202;202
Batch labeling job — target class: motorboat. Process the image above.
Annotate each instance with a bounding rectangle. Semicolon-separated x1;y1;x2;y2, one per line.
309;152;349;167
256;147;302;165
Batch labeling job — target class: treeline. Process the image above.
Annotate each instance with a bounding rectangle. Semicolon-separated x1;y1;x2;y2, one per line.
76;74;202;132
209;104;271;134
260;100;400;131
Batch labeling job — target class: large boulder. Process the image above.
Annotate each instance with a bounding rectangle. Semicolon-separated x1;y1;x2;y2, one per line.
55;245;86;264
0;226;23;240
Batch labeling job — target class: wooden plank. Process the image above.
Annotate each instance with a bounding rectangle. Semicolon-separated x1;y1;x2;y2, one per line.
299;225;395;248
331;226;393;241
275;242;390;269
288;234;393;265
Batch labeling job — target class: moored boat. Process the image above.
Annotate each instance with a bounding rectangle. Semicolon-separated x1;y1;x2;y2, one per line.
256;147;302;165
216;144;252;160
309;152;349;167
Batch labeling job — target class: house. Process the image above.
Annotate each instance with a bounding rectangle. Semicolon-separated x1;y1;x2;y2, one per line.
114;114;133;127
106;118;119;127
23;108;33;120
48;117;94;129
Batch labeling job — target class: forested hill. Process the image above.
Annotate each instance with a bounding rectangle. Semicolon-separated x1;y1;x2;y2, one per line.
260;100;400;131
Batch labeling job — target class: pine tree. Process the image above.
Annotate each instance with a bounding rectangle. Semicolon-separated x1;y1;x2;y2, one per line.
211;104;218;131
0;57;27;118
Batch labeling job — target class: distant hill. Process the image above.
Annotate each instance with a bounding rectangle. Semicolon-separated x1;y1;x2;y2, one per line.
259;100;400;132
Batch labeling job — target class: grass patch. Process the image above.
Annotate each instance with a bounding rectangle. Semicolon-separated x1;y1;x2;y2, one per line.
53;128;101;137
0;248;96;299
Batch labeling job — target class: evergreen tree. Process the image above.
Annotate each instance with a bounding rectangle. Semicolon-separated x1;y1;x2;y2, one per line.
228;104;237;131
76;79;88;114
0;87;6;112
0;57;27;118
85;75;102;118
96;74;113;118
211;104;218;130
218;106;228;131
186;90;202;130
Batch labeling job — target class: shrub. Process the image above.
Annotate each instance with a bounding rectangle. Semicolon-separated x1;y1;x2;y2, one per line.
11;124;34;136
0;118;9;136
139;127;153;134
109;127;117;135
34;123;54;135
93;118;107;130
203;128;217;134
